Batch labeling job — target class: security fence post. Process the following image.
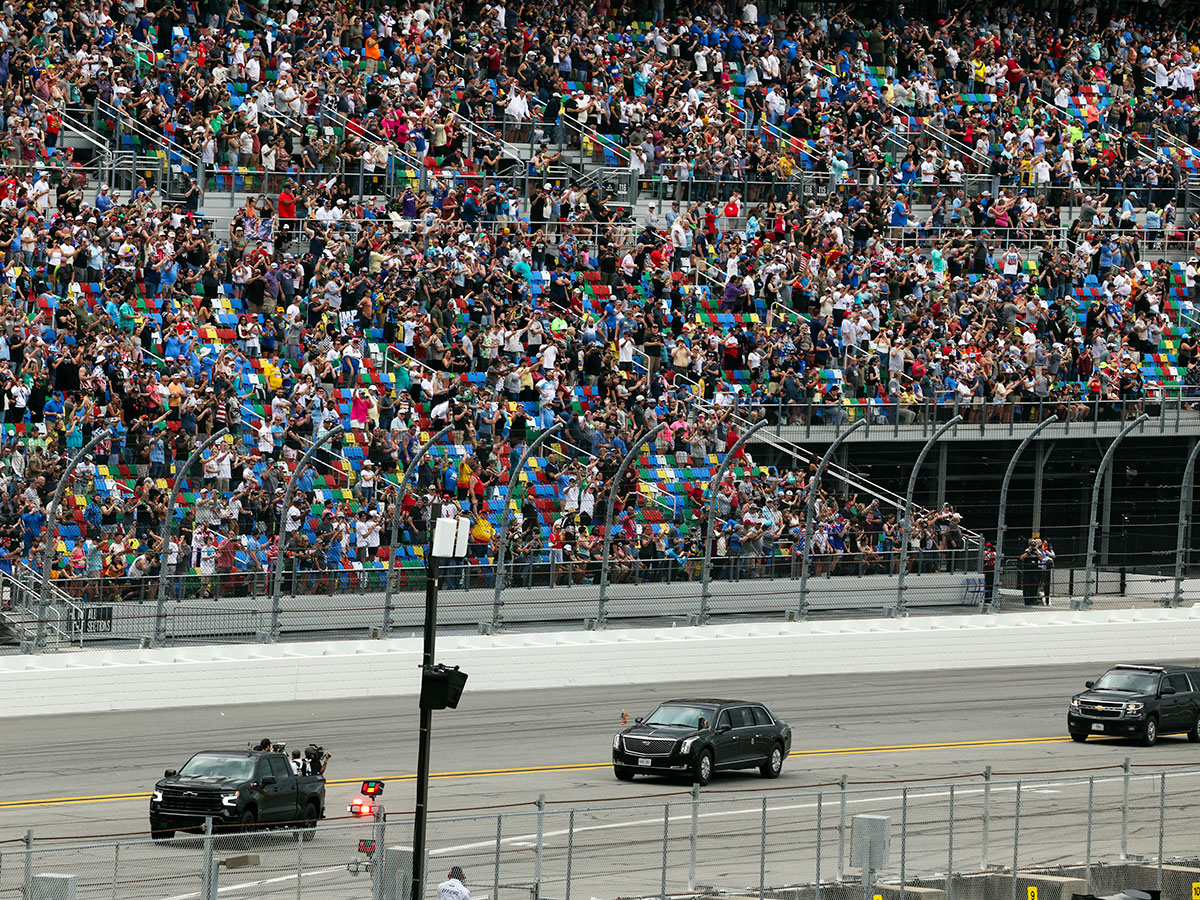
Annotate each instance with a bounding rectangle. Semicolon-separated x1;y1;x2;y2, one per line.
156;428;229;647
1173;439;1200;607
1079;414;1148;610
372;805;387;900
700;420;767;624
295;828;304;900
1085;777;1094;894
897;417;961;615
759;797;767;900
534;793;546;900
269;424;343;642
32;428;112;652
660;804;670;900
492;815;502;900
1011;784;1021;900
565;810;575;900
598;424;666;628
837;774;847;882
111;842;120;900
994;417;1058;612
981;766;992;870
1157;773;1165;891
383;424;452;636
816;794;823;900
22;829;32;900
201;817;214;900
1121;757;1131;860
491;425;562;633
688;784;699;892
947;785;956;900
800;418;865;618
899;788;907;900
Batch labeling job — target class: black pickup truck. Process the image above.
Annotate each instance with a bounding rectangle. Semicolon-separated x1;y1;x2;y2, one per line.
149;750;326;841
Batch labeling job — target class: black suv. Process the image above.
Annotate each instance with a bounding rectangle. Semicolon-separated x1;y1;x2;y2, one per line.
1068;664;1200;746
149;750;326;842
613;699;792;785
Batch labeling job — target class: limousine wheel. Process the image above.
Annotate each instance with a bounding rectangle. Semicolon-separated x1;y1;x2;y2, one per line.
614;767;635;781
1070;733;1087;743
760;744;784;779
692;751;713;786
1189;716;1200;743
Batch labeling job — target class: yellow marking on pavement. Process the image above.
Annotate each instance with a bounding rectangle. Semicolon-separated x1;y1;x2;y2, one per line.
0;735;1080;811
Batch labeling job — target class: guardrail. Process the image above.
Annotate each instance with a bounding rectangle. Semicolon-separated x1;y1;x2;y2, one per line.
4;764;1199;900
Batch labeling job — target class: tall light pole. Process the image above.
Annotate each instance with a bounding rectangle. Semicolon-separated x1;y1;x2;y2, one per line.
382;424;452;636
155;428;230;646
268;423;343;642
411;511;470;900
896;416;961;615
32;428;112;652
1079;413;1148;610
699;420;767;624
490;423;563;632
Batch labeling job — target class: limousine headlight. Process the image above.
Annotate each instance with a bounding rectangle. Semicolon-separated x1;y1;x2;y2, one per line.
613;734;621;750
680;736;699;754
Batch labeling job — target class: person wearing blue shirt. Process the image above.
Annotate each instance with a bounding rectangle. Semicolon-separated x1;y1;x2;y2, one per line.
95;186;115;211
21;507;46;557
83;497;102;536
890;194;909;229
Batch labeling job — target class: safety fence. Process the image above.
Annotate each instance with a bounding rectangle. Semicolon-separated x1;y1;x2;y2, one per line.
3;765;1199;900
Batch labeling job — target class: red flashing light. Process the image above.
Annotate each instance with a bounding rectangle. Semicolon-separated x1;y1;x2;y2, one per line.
348;799;376;817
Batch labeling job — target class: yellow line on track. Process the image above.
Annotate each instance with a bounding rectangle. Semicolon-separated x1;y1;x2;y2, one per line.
0;735;1073;810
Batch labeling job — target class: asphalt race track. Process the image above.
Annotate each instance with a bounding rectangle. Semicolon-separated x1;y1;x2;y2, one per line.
4;663;1199;900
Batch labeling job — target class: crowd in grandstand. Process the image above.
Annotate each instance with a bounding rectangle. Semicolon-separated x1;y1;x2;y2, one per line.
0;0;1195;604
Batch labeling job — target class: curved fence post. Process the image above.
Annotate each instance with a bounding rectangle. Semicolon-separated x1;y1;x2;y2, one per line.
1173;439;1200;607
32;428;112;653
267;424;343;642
598;423;667;629
993;416;1058;612
1078;413;1149;610
896;416;961;616
153;427;230;647
799;418;866;619
700;420;768;625
490;423;563;633
382;424;452;636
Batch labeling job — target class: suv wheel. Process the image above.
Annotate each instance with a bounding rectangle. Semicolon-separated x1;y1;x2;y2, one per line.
1142;717;1158;747
693;750;713;786
1189;715;1200;744
760;744;784;779
150;821;174;843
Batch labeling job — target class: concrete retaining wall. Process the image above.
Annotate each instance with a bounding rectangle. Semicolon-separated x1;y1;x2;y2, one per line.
3;606;1200;718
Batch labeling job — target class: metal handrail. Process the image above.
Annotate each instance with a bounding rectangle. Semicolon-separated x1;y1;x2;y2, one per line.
94;98;201;169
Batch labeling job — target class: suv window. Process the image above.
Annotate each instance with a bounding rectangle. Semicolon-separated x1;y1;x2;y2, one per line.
1165;674;1191;694
267;756;291;780
751;707;773;727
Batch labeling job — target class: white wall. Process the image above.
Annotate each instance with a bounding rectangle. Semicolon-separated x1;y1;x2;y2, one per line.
3;607;1200;718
